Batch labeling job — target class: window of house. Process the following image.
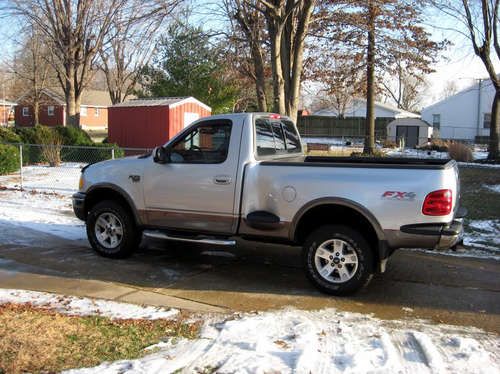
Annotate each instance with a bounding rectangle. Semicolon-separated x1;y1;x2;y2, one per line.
81;107;87;116
432;114;440;129
22;107;29;117
95;107;100;117
484;113;491;129
47;106;55;116
170;121;232;164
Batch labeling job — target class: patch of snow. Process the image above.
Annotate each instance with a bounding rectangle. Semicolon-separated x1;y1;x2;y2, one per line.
65;308;500;374
483;184;500;193
0;163;83;195
0;289;178;320
0;189;86;241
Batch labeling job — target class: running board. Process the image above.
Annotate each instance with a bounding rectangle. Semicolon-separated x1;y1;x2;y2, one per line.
143;230;236;246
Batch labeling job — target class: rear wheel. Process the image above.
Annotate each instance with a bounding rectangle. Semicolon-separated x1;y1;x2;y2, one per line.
87;200;140;258
303;225;374;295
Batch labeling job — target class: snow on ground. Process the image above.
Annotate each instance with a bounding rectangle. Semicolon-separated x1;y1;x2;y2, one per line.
0;188;86;241
0;288;178;320
66;308;499;374
0;163;83;195
483;184;500;193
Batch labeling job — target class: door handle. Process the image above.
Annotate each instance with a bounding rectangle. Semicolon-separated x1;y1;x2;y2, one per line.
213;175;232;185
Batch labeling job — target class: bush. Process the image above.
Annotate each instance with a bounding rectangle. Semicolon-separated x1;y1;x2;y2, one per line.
448;142;473;162
33;126;63;167
418;139;450;152
54;126;93;146
382;139;398;149
61;143;124;164
0;144;19;175
0;127;22;143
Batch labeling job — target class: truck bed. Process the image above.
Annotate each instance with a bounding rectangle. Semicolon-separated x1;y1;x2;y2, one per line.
261;156;455;170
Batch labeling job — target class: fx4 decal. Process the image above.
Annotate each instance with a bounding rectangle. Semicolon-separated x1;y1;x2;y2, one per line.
382;191;416;201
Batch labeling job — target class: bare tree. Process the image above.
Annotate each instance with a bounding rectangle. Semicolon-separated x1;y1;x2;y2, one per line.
3;1;179;127
381;64;428;112
247;0;316;123
433;0;499;159
440;80;459;99
8;23;55;125
100;0;180;104
320;0;444;154
226;0;269;111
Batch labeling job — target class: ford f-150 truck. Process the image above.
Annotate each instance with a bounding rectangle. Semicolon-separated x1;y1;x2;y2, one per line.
73;113;465;295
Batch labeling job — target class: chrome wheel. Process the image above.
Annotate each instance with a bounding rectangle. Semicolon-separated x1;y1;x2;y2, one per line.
314;238;358;283
94;212;124;249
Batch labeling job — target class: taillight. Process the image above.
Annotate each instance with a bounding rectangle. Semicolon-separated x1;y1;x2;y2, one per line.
422;189;453;216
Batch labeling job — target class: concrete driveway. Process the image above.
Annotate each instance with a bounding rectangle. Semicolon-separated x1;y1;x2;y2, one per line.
0;223;499;333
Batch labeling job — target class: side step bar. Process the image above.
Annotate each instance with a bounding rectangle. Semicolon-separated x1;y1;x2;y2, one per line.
143;230;236;246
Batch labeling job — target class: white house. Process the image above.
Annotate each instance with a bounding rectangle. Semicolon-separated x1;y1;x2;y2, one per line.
386;118;433;147
421;78;496;141
313;98;420;119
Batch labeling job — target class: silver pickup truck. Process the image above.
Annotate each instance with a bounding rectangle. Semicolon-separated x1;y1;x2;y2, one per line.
73;113;465;295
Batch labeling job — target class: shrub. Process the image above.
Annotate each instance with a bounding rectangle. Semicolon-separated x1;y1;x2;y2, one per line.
350;150;386;158
33;125;63;167
61;143;124;164
0;127;22;143
382;139;398;149
448;142;473;162
0;144;19;175
54;126;93;146
418;139;450;152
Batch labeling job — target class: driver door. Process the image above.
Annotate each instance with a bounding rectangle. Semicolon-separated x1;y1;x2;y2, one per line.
143;119;239;234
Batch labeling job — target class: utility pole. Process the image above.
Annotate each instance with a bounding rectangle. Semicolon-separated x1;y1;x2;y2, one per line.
477;78;484;138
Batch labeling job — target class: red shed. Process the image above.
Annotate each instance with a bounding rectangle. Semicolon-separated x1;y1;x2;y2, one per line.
108;97;211;149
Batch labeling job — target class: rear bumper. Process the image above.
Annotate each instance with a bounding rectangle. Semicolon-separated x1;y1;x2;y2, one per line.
399;218;464;250
72;192;86;221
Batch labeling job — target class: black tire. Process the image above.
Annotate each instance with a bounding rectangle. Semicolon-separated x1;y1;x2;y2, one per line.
303;224;374;296
86;200;140;259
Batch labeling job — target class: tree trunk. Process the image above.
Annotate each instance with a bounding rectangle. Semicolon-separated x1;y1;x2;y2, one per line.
488;89;500;159
64;63;79;128
364;3;376;155
251;43;268;111
268;20;286;115
33;99;39;126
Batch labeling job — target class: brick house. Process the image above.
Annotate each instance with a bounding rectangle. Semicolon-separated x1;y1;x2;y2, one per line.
15;88;111;131
0;99;16;126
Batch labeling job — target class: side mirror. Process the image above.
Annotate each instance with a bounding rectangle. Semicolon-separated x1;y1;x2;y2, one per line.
153;146;171;164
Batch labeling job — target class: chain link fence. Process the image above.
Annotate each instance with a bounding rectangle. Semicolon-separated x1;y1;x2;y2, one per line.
0;138;487;195
0;143;151;195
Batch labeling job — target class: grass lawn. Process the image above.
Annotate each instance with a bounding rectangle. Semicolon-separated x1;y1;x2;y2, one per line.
459;166;500;220
0;303;199;374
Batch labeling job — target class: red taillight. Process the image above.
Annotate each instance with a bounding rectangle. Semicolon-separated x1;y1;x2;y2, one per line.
269;113;281;119
422;189;453;216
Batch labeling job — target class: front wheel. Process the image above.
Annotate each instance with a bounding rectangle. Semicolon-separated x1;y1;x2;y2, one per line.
87;200;140;258
303;225;374;296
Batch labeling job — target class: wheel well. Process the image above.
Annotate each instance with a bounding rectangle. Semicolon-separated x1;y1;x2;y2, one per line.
84;188;137;224
294;204;380;262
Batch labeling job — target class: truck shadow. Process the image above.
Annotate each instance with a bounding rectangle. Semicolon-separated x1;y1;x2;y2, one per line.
0;231;499;330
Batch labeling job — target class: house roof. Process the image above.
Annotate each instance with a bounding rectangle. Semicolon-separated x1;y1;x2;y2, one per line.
17;87;112;107
313;98;419;118
352;98;419;118
110;96;211;111
387;118;431;127
422;76;496;113
0;100;16;106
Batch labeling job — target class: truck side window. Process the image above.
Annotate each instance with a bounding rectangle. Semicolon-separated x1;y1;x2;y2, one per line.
170;121;232;164
282;121;302;152
271;122;286;151
256;119;276;156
